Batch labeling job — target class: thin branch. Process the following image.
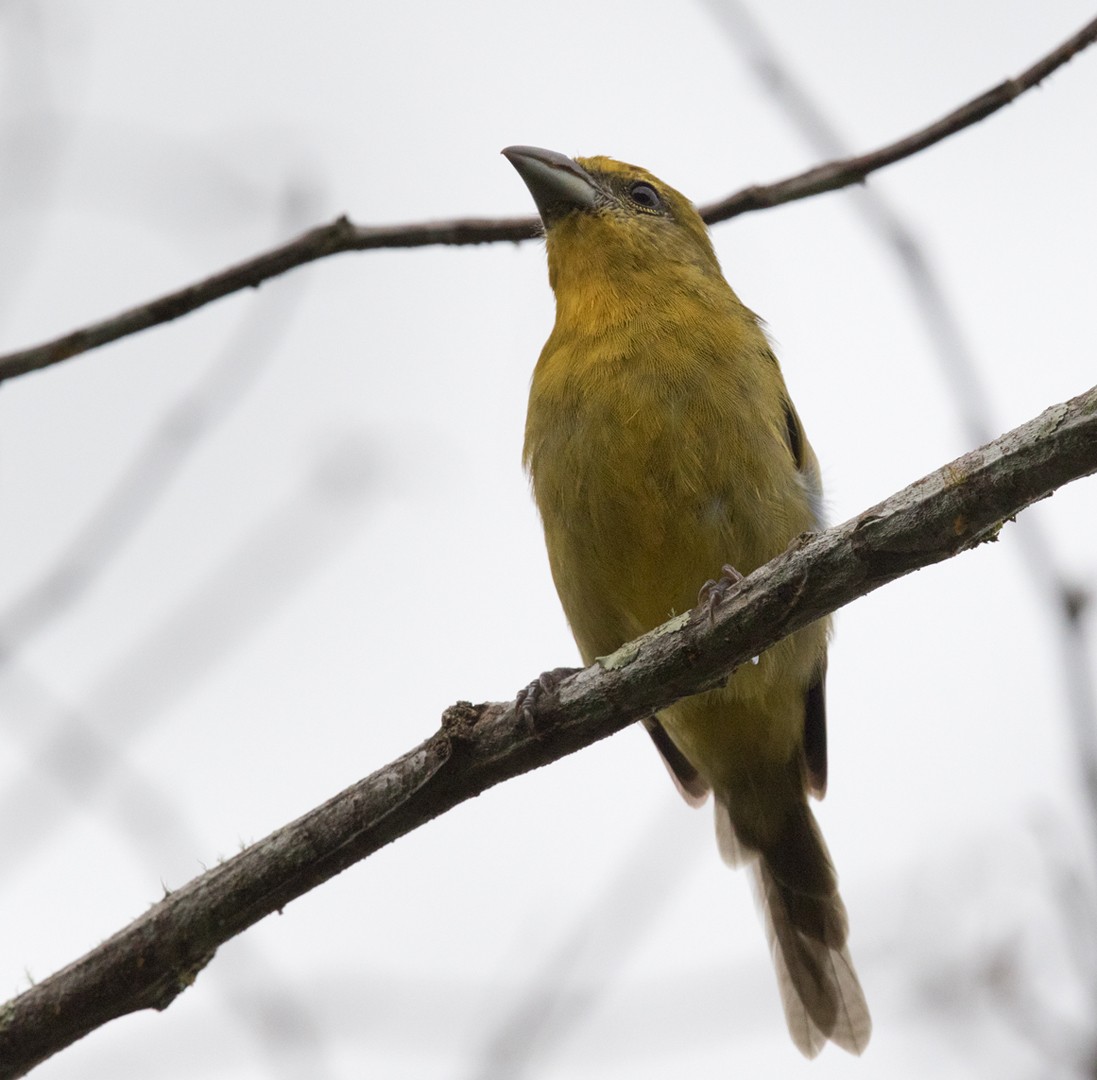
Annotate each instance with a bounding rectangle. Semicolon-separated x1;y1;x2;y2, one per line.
1;14;1094;385
0;216;537;383
702;13;1097;222
2;382;1095;1080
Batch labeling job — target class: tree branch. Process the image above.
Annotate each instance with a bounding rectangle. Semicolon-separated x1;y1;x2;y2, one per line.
702;12;1097;221
0;14;1093;385
1;383;1095;1079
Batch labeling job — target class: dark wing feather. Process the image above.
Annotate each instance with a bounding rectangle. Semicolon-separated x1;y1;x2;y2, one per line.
782;396;805;470
803;670;828;798
643;717;710;806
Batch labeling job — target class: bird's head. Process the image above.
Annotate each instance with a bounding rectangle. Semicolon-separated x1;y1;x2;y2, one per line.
503;145;722;302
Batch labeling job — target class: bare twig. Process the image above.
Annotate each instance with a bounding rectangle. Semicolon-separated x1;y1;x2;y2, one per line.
1;382;1095;1079
0;216;537;383
702;13;1097;222
0;14;1094;385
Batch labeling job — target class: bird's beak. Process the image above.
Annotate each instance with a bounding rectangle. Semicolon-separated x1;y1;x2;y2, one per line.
502;145;601;225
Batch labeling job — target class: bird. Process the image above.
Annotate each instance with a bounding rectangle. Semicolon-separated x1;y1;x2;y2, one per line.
503;145;870;1057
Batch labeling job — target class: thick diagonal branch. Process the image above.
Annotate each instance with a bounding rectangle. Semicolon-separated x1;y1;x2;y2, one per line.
1;383;1095;1079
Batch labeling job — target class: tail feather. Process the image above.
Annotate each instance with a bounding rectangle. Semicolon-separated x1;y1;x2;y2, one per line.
756;858;871;1057
716;796;871;1056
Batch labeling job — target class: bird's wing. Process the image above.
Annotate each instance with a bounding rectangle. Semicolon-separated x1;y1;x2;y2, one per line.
643;716;710;806
803;668;828;798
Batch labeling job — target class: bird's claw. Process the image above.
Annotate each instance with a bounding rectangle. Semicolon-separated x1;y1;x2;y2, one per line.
698;564;745;626
516;666;581;730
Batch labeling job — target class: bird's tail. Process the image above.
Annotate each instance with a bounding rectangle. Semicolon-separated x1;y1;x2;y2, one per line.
717;796;871;1057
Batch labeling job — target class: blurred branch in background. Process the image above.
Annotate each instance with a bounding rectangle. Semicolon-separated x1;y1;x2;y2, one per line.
0;434;376;868
0;12;1093;384
465;806;706;1080
0;434;374;1078
1;381;1095;1079
702;0;1097;1067
885;822;1095;1077
0;157;373;1077
0;3;75;323
0;174;346;1076
1032;813;1097;1076
1;662;339;1080
0;183;317;664
0;62;354;1073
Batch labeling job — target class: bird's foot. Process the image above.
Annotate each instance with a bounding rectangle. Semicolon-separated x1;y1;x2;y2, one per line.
698;564;745;626
515;666;581;730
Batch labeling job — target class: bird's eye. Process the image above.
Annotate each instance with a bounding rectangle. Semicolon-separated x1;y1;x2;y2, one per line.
628;182;663;211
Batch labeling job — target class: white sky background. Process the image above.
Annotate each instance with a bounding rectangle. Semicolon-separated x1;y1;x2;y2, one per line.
1;2;1096;1077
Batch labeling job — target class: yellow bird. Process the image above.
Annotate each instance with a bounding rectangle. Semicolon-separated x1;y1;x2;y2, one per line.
504;145;870;1057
